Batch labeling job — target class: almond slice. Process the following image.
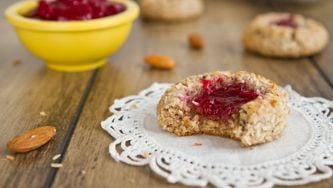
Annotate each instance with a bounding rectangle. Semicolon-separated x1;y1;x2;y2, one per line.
39;111;47;116
6;155;15;161
7;126;56;153
51;163;63;168
52;154;62;161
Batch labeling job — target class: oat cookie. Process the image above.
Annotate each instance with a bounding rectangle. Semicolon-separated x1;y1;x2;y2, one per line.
243;13;329;58
140;0;204;22
157;71;290;146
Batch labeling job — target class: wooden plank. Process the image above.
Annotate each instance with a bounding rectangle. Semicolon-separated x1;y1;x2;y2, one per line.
52;0;333;188
0;1;94;187
268;0;333;87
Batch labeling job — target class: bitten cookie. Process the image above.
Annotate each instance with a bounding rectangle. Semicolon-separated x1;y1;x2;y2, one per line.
139;0;204;22
157;71;290;146
243;13;329;58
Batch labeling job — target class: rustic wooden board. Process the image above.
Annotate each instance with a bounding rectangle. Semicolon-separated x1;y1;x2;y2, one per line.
0;1;94;187
51;0;333;188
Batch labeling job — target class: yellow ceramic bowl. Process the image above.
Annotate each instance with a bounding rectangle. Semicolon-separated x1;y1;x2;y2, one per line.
5;0;139;72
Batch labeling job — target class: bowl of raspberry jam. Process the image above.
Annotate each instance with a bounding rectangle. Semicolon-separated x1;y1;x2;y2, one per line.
28;0;126;21
5;0;139;72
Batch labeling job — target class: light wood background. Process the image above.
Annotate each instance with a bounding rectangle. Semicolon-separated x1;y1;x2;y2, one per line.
0;0;332;187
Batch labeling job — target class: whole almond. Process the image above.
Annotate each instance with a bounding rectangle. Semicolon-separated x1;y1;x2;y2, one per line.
188;33;204;49
144;55;176;70
7;126;56;153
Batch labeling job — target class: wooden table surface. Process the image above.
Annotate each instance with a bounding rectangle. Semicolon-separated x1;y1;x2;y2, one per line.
1;0;333;187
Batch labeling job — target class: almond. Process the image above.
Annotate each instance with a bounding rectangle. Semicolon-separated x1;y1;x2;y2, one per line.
7;126;56;153
188;33;204;49
144;55;176;70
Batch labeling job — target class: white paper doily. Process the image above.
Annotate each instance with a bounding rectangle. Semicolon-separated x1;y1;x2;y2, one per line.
101;83;333;188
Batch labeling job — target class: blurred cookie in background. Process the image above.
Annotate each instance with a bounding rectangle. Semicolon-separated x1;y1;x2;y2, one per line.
242;12;329;58
140;0;204;22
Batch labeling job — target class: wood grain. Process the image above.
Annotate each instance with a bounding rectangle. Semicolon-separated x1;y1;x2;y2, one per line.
51;0;333;188
0;1;94;187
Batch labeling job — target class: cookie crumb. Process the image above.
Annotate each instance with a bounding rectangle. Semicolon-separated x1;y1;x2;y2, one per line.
12;60;21;66
6;155;15;161
40;111;47;116
130;103;138;109
51;163;63;168
143;151;151;158
192;143;202;147
52;154;61;161
128;178;136;184
270;99;278;107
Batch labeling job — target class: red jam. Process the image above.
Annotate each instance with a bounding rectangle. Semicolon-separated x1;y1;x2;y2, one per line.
191;78;260;120
272;14;298;28
27;0;126;21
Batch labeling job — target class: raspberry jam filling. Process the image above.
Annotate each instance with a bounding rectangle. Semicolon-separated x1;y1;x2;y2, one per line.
191;78;260;120
272;14;298;28
27;0;126;21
